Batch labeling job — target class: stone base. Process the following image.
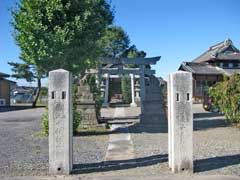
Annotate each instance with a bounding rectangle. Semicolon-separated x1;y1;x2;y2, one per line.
130;102;137;107
76;103;99;128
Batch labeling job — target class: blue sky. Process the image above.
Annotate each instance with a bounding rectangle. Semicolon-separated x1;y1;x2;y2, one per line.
1;0;240;86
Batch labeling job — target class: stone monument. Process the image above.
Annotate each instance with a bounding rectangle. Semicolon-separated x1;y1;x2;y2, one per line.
48;69;73;175
75;77;99;128
168;71;193;173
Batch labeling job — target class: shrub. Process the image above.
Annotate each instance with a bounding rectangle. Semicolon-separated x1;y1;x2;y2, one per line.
121;75;131;103
41;85;82;136
41;107;49;135
209;73;240;124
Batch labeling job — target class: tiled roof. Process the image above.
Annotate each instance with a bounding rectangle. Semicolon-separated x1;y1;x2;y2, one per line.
217;53;240;60
0;72;10;78
179;62;240;76
222;69;240;76
193;39;240;63
179;62;225;75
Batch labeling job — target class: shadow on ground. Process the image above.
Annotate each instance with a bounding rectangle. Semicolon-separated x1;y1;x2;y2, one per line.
128;122;168;134
72;154;168;174
0;106;44;113
194;154;240;172
193;112;229;131
194;112;225;119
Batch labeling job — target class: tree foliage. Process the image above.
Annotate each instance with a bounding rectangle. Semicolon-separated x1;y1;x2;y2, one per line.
121;45;146;58
209;74;240;124
11;0;113;74
10;0;114;106
121;45;148;68
100;25;130;58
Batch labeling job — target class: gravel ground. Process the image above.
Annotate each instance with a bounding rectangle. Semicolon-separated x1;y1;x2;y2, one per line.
0;108;108;177
91;104;240;177
127;104;240;176
193;104;240;176
1;104;239;178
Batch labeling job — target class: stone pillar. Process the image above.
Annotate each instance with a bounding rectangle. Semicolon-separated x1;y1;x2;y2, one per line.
130;73;137;107
168;71;193;173
139;65;145;101
48;69;73;175
135;80;140;99
167;74;172;169
102;73;109;107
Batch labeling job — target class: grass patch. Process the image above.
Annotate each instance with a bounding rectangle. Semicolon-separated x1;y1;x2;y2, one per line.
31;131;47;138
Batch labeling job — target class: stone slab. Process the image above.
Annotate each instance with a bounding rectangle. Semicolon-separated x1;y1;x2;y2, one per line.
168;71;193;173
48;69;73;175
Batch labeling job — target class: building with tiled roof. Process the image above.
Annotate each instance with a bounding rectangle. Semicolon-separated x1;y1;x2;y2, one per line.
0;72;16;106
179;39;240;102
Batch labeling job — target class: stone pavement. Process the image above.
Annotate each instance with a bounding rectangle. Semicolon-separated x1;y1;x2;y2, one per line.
105;107;134;161
2;175;240;180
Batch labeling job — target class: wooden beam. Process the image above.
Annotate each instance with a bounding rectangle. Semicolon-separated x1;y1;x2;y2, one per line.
101;56;161;65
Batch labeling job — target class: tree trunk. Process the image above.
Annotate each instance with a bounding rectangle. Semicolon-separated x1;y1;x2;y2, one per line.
32;78;41;108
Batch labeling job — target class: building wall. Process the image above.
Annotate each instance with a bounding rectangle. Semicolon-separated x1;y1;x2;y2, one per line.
192;74;223;103
0;79;10;106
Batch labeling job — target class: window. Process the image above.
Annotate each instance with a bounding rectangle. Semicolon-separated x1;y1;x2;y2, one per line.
223;63;228;68
219;62;223;68
233;62;239;68
229;63;233;68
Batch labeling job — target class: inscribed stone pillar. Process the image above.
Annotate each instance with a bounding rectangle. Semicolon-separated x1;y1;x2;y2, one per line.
48;69;73;175
130;74;137;107
167;74;172;169
103;73;109;107
168;71;193;173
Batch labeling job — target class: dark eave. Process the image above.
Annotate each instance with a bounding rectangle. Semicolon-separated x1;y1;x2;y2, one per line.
0;72;10;78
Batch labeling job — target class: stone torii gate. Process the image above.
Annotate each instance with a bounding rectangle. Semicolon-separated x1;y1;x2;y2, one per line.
98;56;161;107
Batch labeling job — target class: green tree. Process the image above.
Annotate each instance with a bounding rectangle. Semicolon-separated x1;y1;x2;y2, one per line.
100;25;130;58
120;45;149;68
209;73;240;124
9;0;114;107
121;45;146;59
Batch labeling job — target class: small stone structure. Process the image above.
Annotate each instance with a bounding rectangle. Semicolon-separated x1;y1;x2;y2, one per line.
48;69;73;175
141;75;166;125
75;82;99;128
168;71;193;173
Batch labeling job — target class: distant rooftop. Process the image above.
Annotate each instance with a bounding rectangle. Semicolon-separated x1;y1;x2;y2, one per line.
193;38;240;63
179;62;240;76
179;62;225;75
0;72;10;78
